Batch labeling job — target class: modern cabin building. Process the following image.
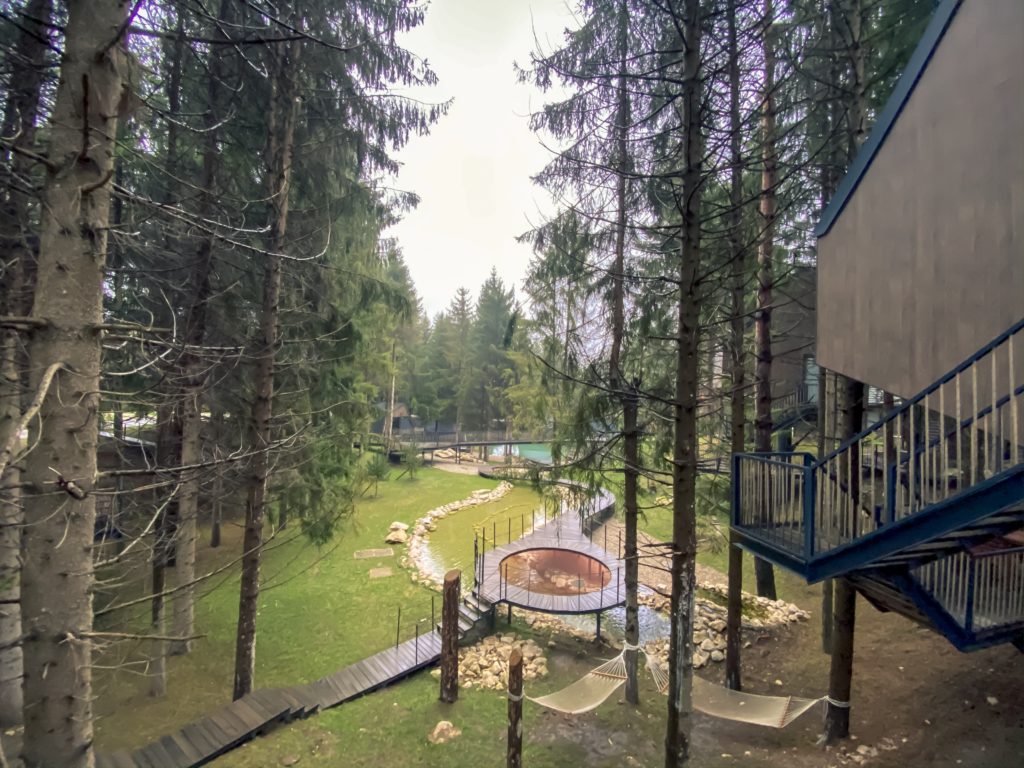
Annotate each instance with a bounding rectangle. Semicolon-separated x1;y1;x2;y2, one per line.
815;0;1023;396
732;0;1024;653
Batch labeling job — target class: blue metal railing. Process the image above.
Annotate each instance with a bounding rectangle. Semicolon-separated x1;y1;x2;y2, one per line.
734;318;1024;564
913;545;1024;634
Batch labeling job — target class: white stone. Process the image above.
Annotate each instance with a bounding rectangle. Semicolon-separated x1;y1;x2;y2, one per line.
427;721;462;745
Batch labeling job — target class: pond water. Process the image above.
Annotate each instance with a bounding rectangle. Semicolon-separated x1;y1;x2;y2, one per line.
416;487;545;583
489;443;553;464
558;603;672;643
499;549;611;595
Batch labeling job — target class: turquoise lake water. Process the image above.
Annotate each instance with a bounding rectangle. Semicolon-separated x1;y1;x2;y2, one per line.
489;442;552;464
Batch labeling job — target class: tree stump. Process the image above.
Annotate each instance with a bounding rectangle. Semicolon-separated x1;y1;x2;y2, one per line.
440;569;460;703
507;647;523;768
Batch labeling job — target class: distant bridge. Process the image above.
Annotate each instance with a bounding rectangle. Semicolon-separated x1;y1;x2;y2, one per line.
367;429;552;456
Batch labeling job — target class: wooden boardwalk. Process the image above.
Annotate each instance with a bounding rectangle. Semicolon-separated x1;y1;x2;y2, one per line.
475;501;625;615
96;631;443;768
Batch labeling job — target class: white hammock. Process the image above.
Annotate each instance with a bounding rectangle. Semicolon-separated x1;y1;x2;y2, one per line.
526;654;627;714
524;649;827;728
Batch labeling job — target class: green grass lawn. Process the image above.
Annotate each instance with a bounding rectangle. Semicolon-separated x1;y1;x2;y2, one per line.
93;464;804;765
94;466;539;751
418;484;547;577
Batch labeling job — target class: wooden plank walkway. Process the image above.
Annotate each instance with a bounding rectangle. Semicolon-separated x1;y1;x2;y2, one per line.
96;631;444;768
475;502;626;615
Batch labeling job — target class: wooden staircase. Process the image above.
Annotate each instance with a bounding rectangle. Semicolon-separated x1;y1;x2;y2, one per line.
732;318;1024;651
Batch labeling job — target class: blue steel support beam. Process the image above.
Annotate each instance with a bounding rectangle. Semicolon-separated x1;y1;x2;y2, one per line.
730;529;811;578
889;571;972;651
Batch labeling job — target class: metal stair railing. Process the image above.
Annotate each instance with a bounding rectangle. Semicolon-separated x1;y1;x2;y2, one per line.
912;545;1024;633
735;318;1024;563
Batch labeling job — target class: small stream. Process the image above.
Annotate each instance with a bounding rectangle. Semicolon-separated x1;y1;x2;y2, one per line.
556;601;672;643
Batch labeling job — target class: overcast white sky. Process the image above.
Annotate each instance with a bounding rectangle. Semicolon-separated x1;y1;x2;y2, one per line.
386;0;577;318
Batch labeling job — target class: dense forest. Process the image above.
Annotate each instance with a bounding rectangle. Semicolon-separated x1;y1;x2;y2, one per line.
0;1;936;766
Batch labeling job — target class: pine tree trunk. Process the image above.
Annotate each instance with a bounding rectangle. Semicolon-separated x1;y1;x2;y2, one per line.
824;0;869;734
724;0;745;692
172;0;232;655
0;327;22;727
752;0;778;601
608;0;640;704
0;0;52;726
146;11;188;687
825;377;863;739
233;39;300;700
622;390;640;704
664;2;702;763
210;409;224;548
825;576;856;740
172;390;200;654
151;405;181;697
384;342;397;451
608;0;629;382
21;2;129;764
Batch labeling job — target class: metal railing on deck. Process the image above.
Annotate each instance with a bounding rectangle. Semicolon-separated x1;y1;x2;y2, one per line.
392;598;441;665
473;502;568;590
735;318;1024;561
734;452;813;553
913;546;1024;633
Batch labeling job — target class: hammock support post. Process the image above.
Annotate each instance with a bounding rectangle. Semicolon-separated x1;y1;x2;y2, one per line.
825;577;856;742
440;569;460;703
507;648;523;768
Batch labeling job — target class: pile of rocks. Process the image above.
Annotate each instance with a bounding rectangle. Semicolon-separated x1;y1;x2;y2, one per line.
396;481;514;586
640;586;810;630
641;588;809;669
502;584;810;668
514;609;595;643
430;633;547;691
384;521;409;544
433;448;480;462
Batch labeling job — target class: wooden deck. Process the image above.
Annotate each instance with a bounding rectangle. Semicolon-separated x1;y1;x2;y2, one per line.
96;631;443;768
475;506;625;615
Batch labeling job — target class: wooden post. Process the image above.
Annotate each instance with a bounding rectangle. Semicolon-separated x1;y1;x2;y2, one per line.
440;569;460;703
507;648;523;768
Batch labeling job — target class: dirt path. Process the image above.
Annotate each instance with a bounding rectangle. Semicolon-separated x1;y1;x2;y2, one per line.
545;519;1024;767
712;575;1024;768
427;457;489;475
